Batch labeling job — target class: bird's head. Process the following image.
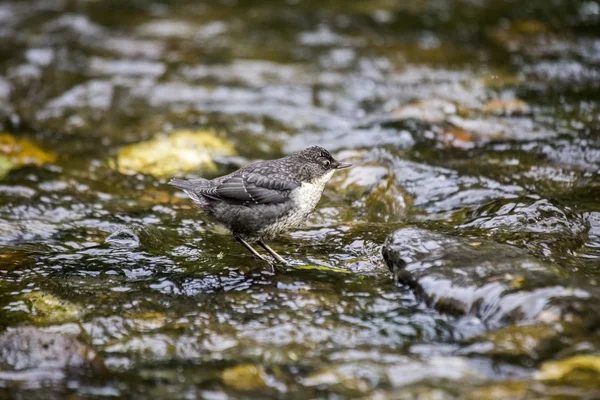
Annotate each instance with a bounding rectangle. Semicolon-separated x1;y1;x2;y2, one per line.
295;146;352;183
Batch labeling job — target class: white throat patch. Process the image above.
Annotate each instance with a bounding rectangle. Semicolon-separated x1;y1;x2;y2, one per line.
290;169;335;215
310;169;335;187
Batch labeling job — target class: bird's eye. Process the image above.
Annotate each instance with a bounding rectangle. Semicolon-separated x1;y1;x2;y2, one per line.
322;159;331;168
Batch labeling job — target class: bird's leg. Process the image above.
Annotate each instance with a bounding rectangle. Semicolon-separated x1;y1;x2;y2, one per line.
235;236;268;262
257;240;287;265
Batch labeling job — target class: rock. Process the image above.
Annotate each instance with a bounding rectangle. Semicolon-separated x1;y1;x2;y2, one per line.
460;324;557;360
221;364;269;391
457;198;589;260
329;164;410;223
382;228;589;326
111;129;236;178
390;158;522;215
21;292;83;324
104;226;175;252
302;363;384;395
0;327;104;372
0;156;13;179
466;381;532;400
105;227;141;248
0;133;57;167
536;355;600;382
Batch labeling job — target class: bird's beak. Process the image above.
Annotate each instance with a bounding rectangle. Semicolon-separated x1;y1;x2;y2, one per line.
334;161;353;169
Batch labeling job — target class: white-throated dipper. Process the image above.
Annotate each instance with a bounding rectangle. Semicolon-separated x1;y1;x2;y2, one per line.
169;146;352;264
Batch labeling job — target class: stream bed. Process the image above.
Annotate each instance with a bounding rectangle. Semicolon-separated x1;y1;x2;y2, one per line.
0;0;599;398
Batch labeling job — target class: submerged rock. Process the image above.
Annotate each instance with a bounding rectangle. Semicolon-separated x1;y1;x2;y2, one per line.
20;292;83;325
104;226;175;252
0;327;104;372
302;363;384;395
382;228;589;326
105;227;141;248
389;158;522;215
457;197;589;260
460;324;558;361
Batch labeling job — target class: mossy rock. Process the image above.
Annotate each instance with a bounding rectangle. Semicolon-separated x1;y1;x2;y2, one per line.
112;129;236;178
221;364;269;391
0;155;13;179
21;292;83;325
465;323;556;359
537;355;600;385
0;133;57;167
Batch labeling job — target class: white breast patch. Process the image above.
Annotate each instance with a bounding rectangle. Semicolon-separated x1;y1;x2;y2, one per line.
256;170;335;238
291;170;334;215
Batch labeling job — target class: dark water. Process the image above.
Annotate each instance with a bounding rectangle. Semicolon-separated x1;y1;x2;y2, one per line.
0;0;599;398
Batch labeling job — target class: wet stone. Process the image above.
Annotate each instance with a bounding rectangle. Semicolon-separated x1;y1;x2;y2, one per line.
105;227;141;248
537;355;600;383
389;157;523;215
302;363;385;395
382;228;589;327
0;0;598;398
0;327;104;372
111;129;236;178
21;291;83;325
220;364;270;392
329;163;410;223
459;324;558;362
457;197;589;260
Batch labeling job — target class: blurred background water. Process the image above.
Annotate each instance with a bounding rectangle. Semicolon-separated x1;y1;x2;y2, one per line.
0;0;599;398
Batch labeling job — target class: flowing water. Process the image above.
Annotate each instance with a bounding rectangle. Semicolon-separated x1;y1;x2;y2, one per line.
0;0;599;398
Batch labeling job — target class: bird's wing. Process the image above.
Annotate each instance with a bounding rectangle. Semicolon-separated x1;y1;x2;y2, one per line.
194;170;299;205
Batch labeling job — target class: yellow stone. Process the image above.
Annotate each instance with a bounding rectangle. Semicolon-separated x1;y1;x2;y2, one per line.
22;292;82;324
0;133;57;166
221;364;269;391
113;129;236;178
537;355;600;381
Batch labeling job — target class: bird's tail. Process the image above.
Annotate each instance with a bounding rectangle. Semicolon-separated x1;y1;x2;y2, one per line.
168;178;209;190
169;178;213;207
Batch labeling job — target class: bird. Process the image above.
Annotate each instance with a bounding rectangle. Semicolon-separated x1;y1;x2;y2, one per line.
169;146;352;264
